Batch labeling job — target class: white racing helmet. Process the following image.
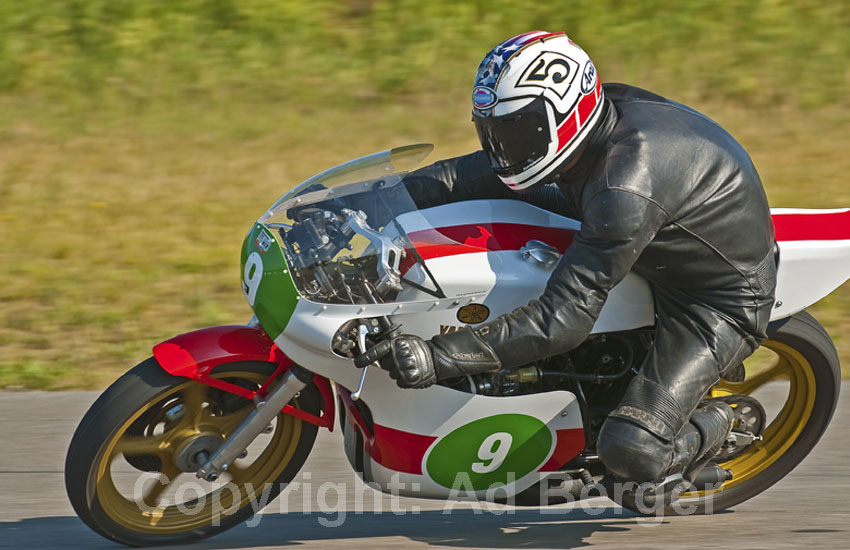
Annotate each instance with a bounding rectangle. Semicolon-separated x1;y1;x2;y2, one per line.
472;31;605;191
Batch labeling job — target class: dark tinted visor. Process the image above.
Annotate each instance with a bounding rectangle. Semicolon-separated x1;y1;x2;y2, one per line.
473;96;551;177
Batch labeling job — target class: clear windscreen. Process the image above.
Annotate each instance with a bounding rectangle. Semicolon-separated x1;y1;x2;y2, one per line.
260;144;460;305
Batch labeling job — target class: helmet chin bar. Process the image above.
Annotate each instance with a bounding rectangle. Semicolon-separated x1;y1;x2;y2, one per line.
501;97;605;192
502;143;575;191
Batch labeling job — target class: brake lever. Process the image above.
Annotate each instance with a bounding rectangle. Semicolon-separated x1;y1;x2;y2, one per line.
351;317;398;401
351;369;368;402
351;325;398;401
351;324;373;401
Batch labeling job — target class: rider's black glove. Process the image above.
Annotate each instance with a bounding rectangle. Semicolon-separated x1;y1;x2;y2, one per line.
429;327;503;380
356;328;502;389
381;335;438;388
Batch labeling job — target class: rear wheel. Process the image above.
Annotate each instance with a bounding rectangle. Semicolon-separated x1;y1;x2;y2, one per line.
65;358;321;546
670;310;841;514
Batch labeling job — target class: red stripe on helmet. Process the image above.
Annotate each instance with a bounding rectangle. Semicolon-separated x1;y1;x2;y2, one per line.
526;31;565;43
557;112;579;150
577;89;599;125
504;31;546;47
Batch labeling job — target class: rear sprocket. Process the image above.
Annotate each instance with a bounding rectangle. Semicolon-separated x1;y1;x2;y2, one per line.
712;394;767;462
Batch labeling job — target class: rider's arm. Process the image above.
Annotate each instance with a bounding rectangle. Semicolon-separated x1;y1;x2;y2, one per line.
403;151;512;207
404;150;574;216
432;187;670;369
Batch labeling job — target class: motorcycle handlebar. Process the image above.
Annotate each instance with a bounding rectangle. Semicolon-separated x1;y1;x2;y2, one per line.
354;339;392;369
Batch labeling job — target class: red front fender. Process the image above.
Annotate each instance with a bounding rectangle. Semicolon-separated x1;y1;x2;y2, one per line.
153;325;334;430
153;325;283;378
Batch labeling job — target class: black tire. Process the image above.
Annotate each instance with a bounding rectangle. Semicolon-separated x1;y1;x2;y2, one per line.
65;358;321;547
660;310;841;515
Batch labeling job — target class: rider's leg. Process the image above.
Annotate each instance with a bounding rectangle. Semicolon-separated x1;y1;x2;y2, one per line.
596;286;760;484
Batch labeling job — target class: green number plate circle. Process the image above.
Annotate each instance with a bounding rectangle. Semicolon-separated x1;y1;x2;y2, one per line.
425;414;553;490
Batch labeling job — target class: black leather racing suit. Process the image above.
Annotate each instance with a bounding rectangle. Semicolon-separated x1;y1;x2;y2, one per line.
401;83;777;483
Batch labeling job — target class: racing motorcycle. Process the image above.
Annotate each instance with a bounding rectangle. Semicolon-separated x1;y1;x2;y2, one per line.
66;144;847;546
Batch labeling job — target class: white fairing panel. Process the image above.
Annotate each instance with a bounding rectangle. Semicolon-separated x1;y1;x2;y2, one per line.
773;241;850;318
394;200;655;335
771;208;850;319
362;382;583;498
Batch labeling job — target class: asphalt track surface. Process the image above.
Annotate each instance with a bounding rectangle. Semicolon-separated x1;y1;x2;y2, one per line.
0;383;847;550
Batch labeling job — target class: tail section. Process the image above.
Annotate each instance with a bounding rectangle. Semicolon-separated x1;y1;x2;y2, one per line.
771;208;850;319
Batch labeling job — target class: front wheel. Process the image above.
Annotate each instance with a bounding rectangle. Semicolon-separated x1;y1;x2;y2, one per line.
670;310;841;514
65;358;321;547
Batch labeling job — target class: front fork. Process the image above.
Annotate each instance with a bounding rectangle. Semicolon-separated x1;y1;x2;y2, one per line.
196;363;314;481
152;323;335;480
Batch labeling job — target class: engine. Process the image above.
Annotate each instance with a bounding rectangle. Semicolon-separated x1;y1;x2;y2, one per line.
439;330;654;445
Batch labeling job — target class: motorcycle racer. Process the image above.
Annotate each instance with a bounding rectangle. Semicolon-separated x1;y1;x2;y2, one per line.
367;31;777;498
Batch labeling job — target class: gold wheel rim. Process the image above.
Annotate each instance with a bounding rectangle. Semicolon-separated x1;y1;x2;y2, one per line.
95;371;303;534
681;339;817;499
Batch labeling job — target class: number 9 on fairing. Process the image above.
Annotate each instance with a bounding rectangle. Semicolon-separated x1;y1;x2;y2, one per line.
243;252;263;306
471;432;513;474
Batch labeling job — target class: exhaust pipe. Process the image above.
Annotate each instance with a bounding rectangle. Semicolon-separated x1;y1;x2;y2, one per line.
690;465;733;489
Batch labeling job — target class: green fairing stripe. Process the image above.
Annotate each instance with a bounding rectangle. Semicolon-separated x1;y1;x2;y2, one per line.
240;223;300;340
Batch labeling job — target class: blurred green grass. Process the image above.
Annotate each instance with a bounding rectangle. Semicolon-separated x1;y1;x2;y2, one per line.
1;0;847;109
0;1;848;389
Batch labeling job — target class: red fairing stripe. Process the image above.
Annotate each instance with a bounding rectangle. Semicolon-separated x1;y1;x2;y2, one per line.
772;210;850;242
400;209;850;271
401;223;576;273
538;428;586;471
368;424;437;475
358;421;583;475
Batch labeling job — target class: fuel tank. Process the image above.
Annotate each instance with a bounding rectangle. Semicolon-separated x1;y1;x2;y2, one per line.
391;199;655;337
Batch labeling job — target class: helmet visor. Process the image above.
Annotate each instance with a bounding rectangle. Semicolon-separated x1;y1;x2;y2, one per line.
473;96;551;177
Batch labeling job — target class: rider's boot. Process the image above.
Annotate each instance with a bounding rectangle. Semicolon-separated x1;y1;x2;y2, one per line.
682;400;735;480
599;400;734;511
658;400;736;506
